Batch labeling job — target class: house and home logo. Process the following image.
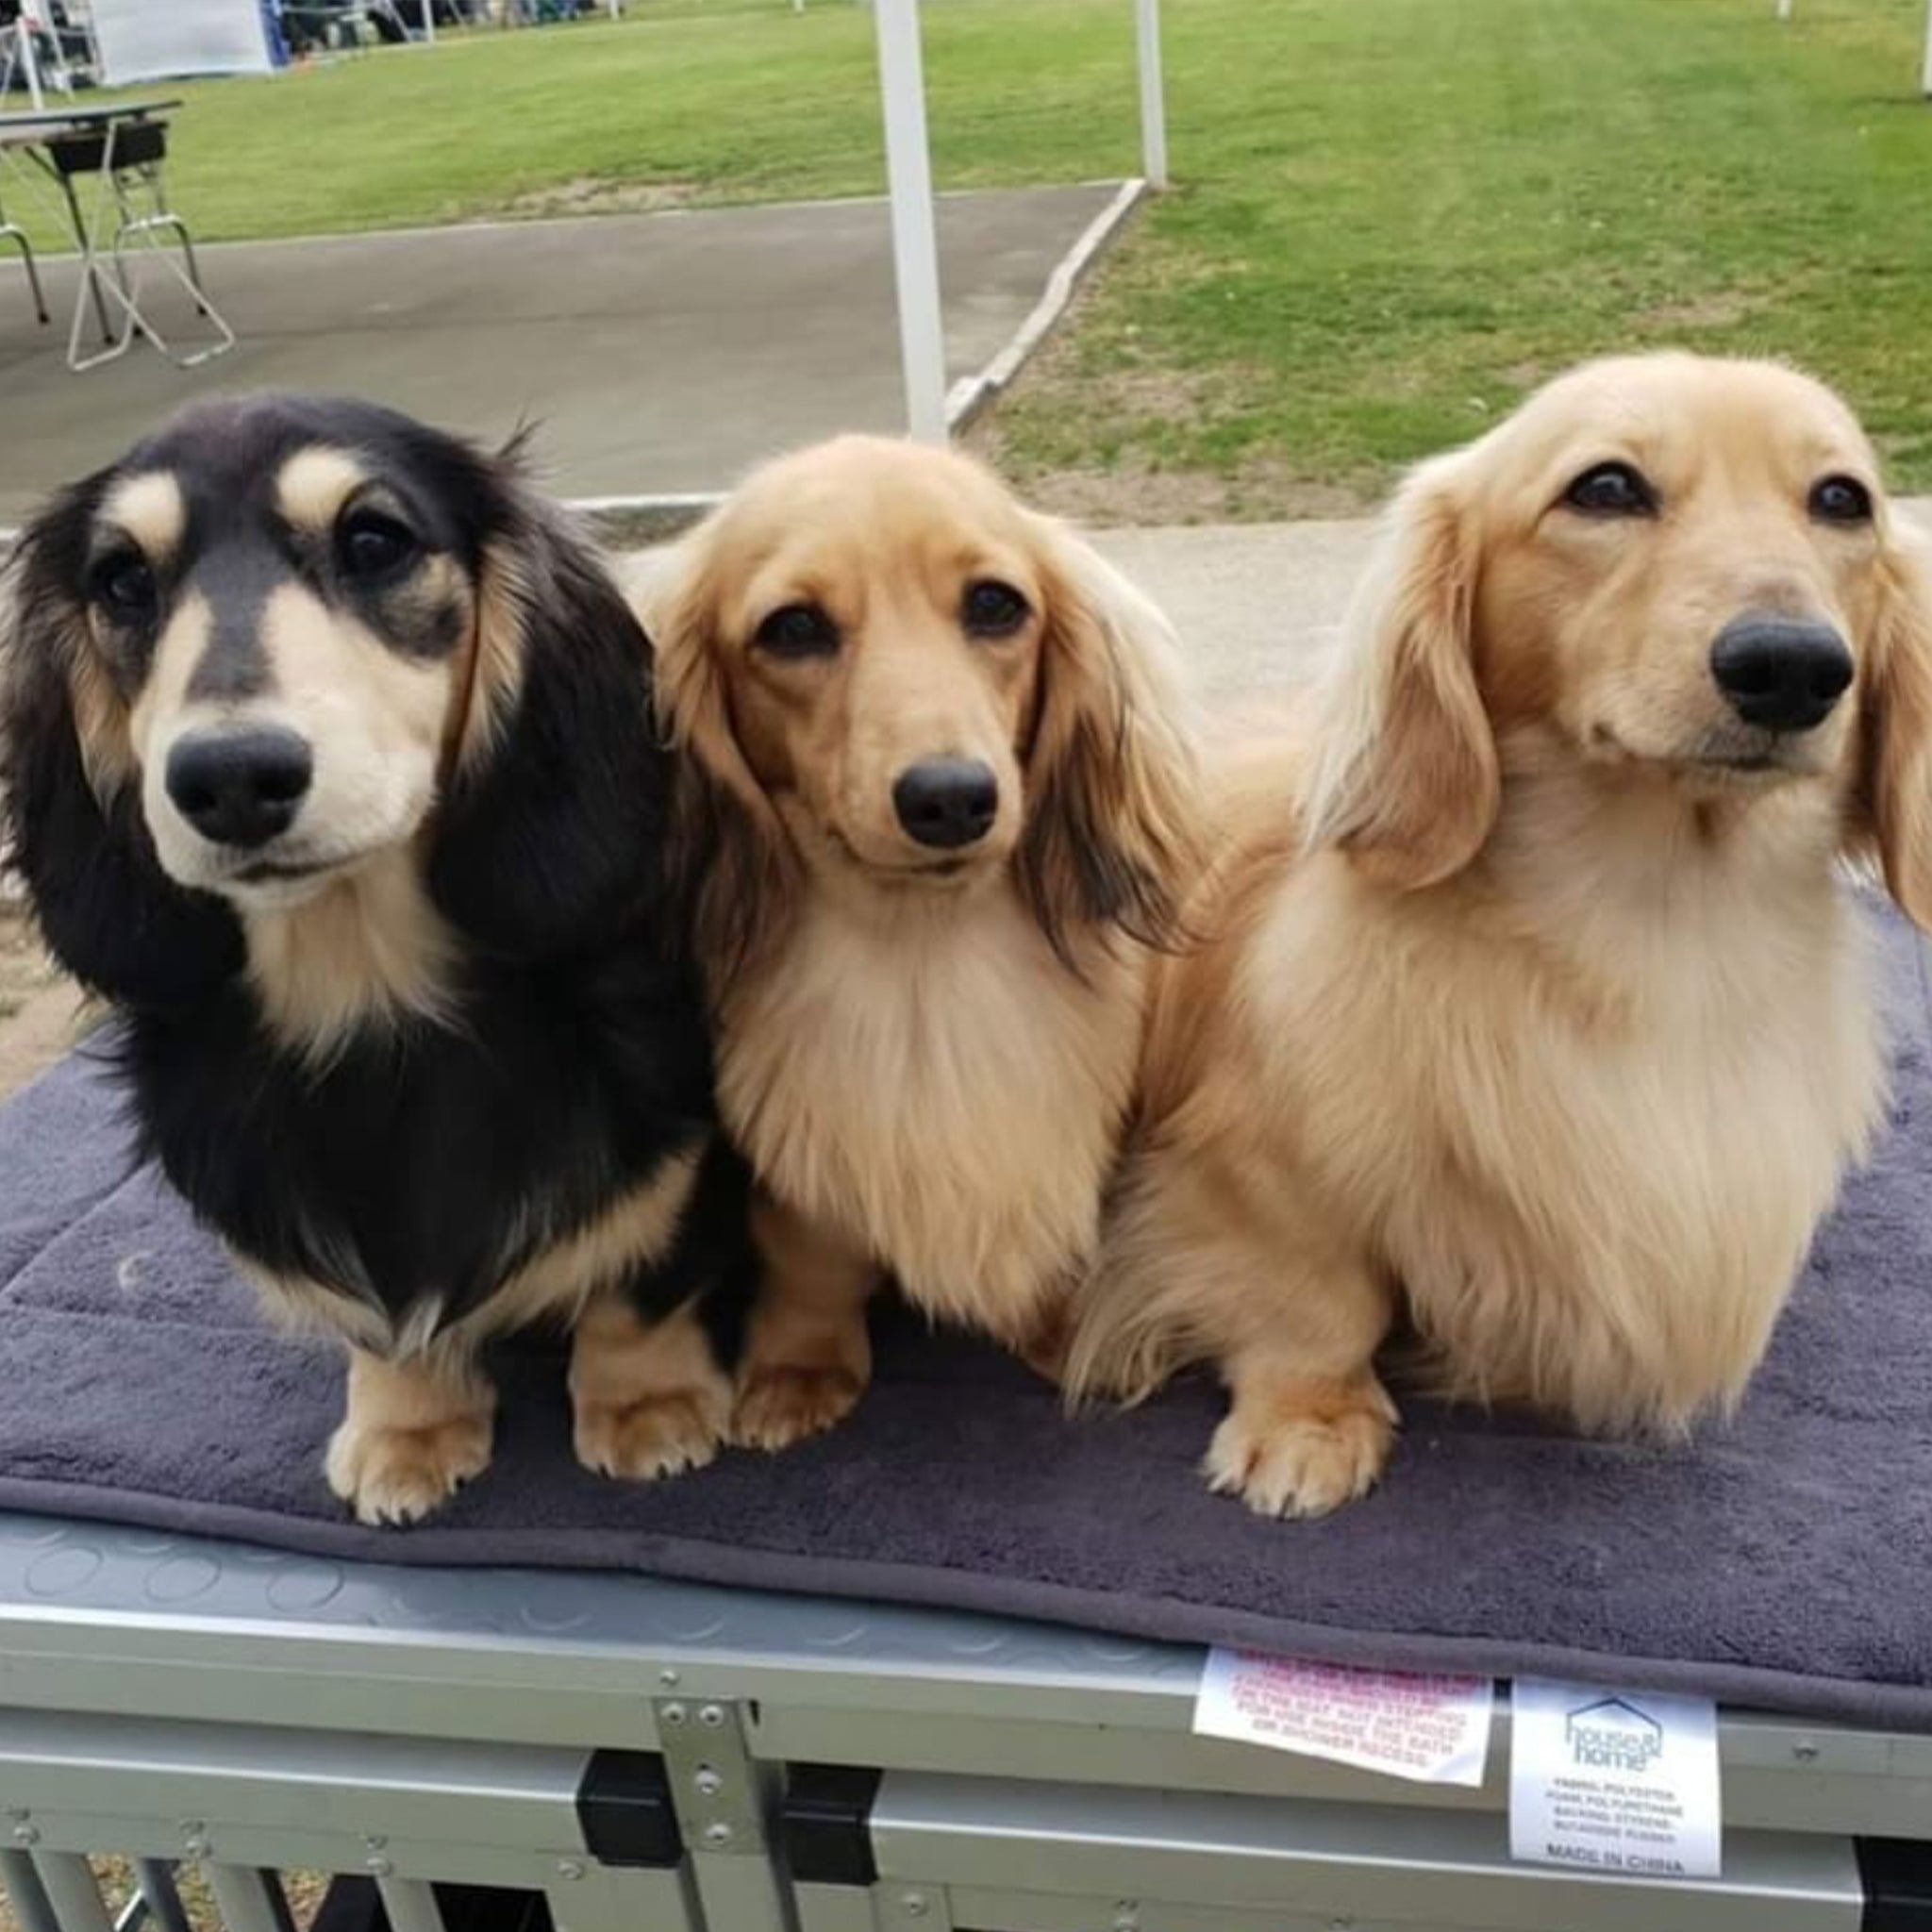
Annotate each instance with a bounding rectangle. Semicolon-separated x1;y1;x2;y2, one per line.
1564;1697;1664;1774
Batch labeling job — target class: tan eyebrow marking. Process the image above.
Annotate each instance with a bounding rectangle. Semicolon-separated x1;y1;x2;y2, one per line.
275;447;369;532
100;472;186;564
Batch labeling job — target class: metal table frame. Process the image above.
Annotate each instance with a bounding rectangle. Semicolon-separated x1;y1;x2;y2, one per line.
0;1513;1925;1932
0;101;235;372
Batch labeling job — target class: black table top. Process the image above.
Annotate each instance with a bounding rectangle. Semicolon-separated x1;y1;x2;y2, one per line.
0;99;180;136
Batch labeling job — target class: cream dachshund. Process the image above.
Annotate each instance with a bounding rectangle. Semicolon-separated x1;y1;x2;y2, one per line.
1069;354;1932;1517
639;435;1200;1452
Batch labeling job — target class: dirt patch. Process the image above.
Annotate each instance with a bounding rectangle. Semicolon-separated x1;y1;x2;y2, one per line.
1062;362;1212;426
994;459;1367;526
501;175;702;220
964;275;1379;523
0;902;88;1102
1633;291;1756;333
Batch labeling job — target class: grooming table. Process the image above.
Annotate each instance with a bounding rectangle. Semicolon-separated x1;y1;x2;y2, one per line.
2;906;1932;1929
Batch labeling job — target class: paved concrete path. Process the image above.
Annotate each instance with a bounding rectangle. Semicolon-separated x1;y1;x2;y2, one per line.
1092;518;1373;704
0;184;1119;523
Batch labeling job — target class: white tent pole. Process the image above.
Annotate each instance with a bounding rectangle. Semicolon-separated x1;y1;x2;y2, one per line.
17;16;44;111
1776;0;1791;18
422;0;437;43
1135;0;1167;189
874;0;947;442
1923;0;1932;96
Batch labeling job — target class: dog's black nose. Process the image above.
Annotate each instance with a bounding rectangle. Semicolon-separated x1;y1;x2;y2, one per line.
892;758;999;850
1709;616;1854;734
165;729;313;849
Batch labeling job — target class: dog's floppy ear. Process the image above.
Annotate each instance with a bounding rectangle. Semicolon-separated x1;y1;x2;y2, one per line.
641;527;796;983
1;491;242;1007
427;477;672;960
1302;450;1498;889
1015;521;1203;965
1857;529;1932;931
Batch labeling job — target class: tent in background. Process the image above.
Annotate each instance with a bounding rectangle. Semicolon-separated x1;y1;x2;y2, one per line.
90;0;280;85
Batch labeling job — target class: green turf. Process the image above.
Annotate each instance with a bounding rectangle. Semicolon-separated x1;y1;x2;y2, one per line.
13;0;1932;507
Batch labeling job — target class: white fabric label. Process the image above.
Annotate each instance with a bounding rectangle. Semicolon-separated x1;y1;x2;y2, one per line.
1192;1649;1494;1786
1508;1678;1722;1878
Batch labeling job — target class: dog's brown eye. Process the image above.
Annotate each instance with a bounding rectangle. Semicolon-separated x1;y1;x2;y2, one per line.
755;603;839;659
962;579;1030;638
92;551;157;621
1563;461;1657;518
339;509;419;584
1809;475;1874;525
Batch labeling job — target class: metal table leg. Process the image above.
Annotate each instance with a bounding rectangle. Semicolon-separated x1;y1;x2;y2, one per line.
54;167;112;346
0;219;47;325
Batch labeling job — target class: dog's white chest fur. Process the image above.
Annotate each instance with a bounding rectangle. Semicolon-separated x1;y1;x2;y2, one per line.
721;890;1144;1337
1261;793;1889;1431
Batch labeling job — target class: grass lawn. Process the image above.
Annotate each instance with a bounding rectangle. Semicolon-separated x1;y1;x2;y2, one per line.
13;0;1932;514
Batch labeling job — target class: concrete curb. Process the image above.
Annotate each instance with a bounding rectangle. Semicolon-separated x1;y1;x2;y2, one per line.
944;176;1144;431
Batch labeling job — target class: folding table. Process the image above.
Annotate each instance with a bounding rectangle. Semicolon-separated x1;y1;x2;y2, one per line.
0;99;235;371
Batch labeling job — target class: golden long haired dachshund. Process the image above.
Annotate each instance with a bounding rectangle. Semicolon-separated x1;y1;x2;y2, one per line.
1069;354;1932;1516
639;435;1201;1448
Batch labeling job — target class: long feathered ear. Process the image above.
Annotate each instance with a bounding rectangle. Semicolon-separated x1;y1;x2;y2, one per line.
637;528;796;985
0;494;242;1008
1014;521;1203;964
1301;450;1498;889
426;479;673;960
1856;529;1932;931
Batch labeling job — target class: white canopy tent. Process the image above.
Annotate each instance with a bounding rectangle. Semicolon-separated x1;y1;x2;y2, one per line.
89;0;277;85
872;0;1166;441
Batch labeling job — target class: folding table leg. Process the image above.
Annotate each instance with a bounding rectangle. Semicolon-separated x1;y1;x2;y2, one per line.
0;221;47;324
57;170;112;345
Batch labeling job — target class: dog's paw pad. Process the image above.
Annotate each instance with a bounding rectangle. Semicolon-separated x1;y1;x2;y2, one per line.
575;1388;729;1482
1204;1400;1394;1520
325;1414;492;1526
732;1363;866;1452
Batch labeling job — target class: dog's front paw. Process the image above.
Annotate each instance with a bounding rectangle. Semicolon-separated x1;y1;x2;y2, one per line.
733;1362;866;1452
575;1385;731;1481
1205;1381;1396;1519
325;1410;493;1526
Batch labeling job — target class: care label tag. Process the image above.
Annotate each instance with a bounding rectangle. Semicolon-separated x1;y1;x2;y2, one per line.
1192;1649;1494;1786
1508;1678;1722;1878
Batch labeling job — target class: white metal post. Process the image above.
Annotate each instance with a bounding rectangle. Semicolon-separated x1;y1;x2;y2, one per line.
17;14;44;110
1135;0;1167;189
873;0;948;442
1776;0;1791;18
1923;0;1932;96
422;0;437;42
